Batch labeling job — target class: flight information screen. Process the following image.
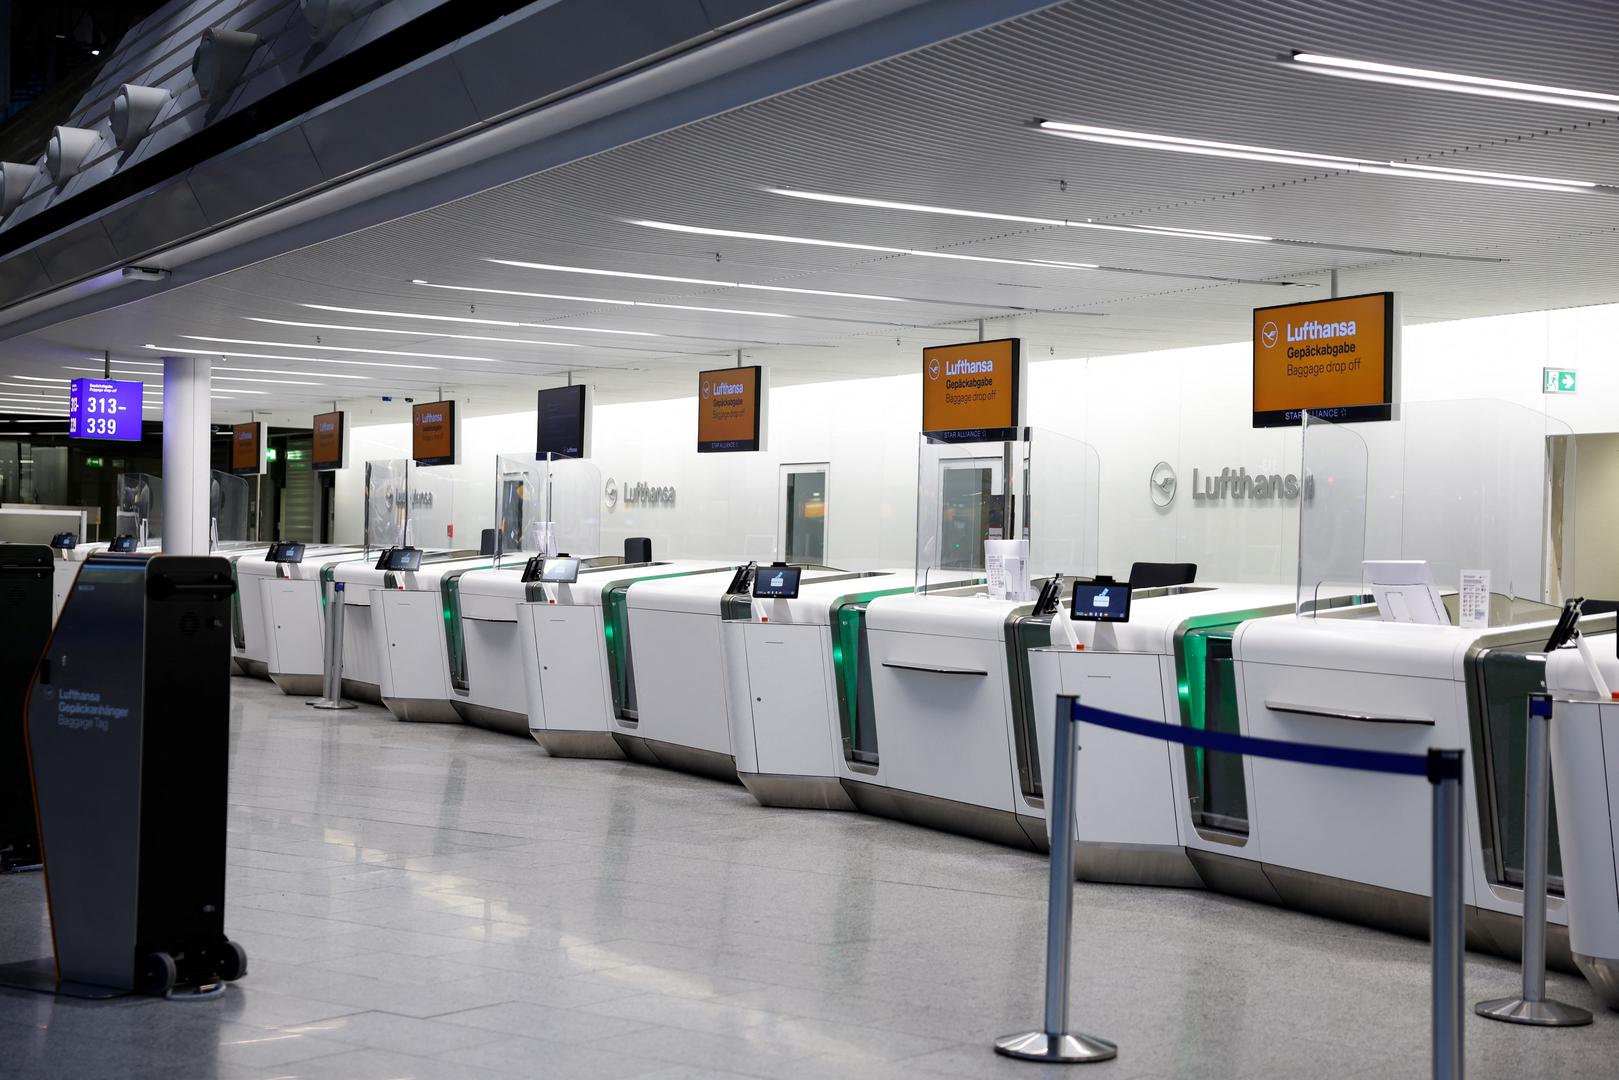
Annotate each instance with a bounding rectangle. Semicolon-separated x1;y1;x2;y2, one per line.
68;379;143;441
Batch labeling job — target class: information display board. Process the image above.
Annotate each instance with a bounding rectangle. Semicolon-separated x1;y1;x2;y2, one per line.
697;366;765;453
536;385;592;459
68;379;143;441
311;411;346;472
921;338;1023;443
412;400;457;466
230;422;264;476
1252;292;1396;427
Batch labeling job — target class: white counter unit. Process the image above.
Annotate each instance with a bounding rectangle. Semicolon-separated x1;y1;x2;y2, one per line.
329;551;480;706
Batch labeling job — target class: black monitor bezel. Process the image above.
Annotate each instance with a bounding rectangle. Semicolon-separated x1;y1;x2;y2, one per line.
752;564;803;600
1069;579;1132;623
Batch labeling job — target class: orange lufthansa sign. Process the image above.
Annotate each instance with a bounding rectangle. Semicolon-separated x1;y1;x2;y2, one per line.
230;422;262;475
412;400;457;465
312;410;344;471
922;338;1023;442
697;365;764;452
1252;292;1396;426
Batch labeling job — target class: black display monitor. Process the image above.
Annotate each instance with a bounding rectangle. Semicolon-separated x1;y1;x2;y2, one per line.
536;385;591;459
539;557;581;584
266;542;305;564
1070;580;1131;622
752;564;802;600
380;547;422;572
111;535;137;553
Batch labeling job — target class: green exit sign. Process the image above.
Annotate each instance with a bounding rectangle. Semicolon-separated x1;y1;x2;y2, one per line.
1543;368;1578;394
84;456;103;468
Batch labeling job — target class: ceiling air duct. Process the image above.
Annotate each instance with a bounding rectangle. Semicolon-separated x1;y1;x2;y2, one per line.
110;85;173;150
0;162;39;215
193;27;260;104
46;127;100;185
301;0;367;43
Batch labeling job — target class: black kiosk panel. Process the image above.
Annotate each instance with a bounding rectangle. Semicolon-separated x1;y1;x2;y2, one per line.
10;553;244;997
0;545;55;871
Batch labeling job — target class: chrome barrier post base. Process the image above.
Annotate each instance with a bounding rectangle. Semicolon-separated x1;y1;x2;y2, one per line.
1474;697;1591;1029
1473;996;1591;1027
995;1032;1118;1064
995;696;1117;1066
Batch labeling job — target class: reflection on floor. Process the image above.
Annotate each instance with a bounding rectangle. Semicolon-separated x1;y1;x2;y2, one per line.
1;677;1614;1080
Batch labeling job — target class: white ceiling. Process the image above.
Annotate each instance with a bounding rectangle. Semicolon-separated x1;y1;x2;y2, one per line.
3;0;1617;425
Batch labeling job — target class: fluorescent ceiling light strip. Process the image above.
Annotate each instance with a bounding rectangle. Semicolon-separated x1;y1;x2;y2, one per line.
212;366;368;380
1038;122;1597;191
243;318;583;349
631;219;1101;270
486;258;913;302
147;344;437;369
62;365;268;391
1291;52;1619;111
172;338;499;363
410;280;793;318
303;304;661;337
1038;120;1366;164
767;186;1273;242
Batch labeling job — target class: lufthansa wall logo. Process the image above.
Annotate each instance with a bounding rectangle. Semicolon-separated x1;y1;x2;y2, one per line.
927;357;941;380
604;478;618;509
1260;321;1279;350
1149;461;1177;508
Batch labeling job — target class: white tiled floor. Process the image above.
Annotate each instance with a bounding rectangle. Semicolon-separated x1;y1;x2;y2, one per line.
2;675;1615;1079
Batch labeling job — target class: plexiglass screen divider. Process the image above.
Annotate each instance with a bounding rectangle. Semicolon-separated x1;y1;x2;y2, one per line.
1026;428;1101;581
209;470;250;542
405;462;458;550
495;454;545;562
542;454;603;560
363;459;409;555
1296;411;1369;616
115;472;162;542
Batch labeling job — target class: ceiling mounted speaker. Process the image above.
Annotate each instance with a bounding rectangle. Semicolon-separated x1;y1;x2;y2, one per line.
46;127;100;184
0;162;39;215
192;27;259;104
110;84;172;150
301;0;366;42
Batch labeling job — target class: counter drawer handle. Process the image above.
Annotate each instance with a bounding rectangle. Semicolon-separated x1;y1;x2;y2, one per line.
882;661;989;676
1264;700;1433;726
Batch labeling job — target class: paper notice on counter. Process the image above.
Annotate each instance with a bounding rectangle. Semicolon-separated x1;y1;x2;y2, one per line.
1459;570;1490;629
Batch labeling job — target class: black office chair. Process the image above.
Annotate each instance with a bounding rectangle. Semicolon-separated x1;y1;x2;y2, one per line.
1129;562;1197;588
624;537;652;563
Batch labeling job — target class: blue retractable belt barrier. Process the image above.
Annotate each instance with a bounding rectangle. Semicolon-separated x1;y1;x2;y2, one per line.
1070;701;1442;778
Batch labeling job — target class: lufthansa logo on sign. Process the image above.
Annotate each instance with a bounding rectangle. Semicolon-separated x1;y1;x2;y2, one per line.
701;381;712;399
927;357;941;381
604;478;618;509
1149;461;1177;508
1260;321;1279;350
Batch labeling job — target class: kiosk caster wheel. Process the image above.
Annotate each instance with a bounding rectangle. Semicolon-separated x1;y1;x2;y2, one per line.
216;940;248;982
138;952;177;996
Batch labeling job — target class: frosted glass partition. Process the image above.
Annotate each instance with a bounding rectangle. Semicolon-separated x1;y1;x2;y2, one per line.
407;463;459;549
210;470;250;542
1026;428;1101;581
495;455;544;561
1296;411;1368;616
115;472;162;542
363;459;408;554
493;454;603;563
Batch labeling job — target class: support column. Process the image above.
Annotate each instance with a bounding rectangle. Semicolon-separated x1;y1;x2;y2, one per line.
162;355;211;554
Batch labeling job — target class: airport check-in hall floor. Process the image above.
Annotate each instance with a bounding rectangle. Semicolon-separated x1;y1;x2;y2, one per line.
2;678;1613;1080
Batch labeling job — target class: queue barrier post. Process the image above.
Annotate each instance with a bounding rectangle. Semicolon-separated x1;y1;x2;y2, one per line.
1474;695;1591;1027
994;695;1117;1064
308;580;356;711
997;699;1472;1079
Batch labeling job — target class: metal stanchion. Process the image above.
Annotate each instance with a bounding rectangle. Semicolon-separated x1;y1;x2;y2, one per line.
308;581;357;711
995;696;1117;1064
1475;696;1591;1026
1429;748;1466;1080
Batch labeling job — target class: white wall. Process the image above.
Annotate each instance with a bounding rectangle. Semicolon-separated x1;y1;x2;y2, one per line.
333;302;1619;593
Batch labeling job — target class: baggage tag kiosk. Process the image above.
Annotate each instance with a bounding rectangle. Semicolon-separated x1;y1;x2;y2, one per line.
1;545;54;872
724;568;981;811
0;554;246;998
521;560;732;757
620;562;869;781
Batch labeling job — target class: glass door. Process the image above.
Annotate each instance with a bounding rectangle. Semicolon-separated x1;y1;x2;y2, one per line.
779;463;829;565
